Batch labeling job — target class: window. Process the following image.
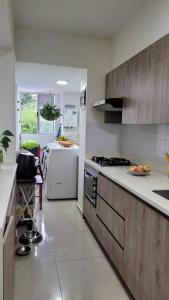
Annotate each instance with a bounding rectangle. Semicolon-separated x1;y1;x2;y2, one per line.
20;93;38;134
20;92;58;134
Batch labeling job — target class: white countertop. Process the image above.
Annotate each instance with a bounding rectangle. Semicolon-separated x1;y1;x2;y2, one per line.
85;158;169;217
0;164;17;231
47;142;79;150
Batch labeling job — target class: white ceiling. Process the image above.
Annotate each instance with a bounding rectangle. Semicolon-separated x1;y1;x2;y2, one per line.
14;0;148;38
16;62;87;93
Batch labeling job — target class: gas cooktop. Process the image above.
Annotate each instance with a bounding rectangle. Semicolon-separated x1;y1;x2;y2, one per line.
91;156;131;167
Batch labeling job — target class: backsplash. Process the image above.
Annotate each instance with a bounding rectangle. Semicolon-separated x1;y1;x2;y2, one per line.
86;123;123;157
122;125;169;174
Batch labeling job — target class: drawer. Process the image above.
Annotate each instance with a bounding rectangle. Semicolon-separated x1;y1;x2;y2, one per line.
83;196;96;232
96;195;125;248
98;174;127;218
95;217;124;276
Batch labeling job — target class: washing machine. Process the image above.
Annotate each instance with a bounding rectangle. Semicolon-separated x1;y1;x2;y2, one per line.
43;142;79;200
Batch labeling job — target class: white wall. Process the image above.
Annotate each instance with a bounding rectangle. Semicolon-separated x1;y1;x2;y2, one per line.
15;27;123;156
111;0;169;69
15;27;111;124
0;50;16;163
0;0;16;165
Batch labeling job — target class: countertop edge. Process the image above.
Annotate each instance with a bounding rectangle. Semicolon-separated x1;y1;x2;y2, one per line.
85;159;169;218
0;164;17;231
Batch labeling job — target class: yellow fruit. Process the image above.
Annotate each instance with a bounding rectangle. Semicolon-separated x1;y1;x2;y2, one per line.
165;153;169;162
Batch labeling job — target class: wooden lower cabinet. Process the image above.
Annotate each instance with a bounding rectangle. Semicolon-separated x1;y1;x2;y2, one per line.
123;194;169;300
96;195;125;248
83;196;96;232
95;216;124;276
98;174;126;218
84;172;169;300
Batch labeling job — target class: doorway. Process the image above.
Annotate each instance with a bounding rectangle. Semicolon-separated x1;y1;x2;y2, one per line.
16;62;87;210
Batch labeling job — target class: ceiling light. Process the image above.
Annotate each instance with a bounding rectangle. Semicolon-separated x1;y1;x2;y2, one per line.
56;80;68;86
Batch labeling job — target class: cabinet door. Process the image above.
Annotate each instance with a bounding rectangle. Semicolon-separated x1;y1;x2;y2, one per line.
124;195;169;300
97;174;126;218
96;195;125;247
95;217;124;276
105;65;124;99
122;57;140;124
83;196;96;232
3;216;15;300
151;36;169;124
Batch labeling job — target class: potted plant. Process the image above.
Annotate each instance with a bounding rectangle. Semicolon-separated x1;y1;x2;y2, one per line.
21;140;39;157
40;103;62;121
0;130;14;168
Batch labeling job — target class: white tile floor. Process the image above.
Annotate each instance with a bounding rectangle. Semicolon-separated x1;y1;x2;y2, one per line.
14;199;130;300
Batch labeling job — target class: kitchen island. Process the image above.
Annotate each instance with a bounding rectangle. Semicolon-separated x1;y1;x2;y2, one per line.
84;159;169;300
0;164;17;300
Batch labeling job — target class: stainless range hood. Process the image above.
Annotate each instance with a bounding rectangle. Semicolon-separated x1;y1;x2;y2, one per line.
93;98;123;111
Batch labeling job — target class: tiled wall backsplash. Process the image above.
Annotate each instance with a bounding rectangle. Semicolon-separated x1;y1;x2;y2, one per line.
86;123;169;174
122;125;169;174
86;123;123;157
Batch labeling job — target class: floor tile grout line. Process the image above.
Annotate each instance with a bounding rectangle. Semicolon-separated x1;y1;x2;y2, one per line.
54;256;64;300
54;254;105;264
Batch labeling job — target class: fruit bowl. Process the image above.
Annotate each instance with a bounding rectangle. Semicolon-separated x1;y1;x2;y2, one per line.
59;141;74;148
128;165;151;176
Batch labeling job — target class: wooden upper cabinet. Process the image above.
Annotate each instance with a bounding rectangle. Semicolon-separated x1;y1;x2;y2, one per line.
137;38;169;124
122;58;139;124
106;33;169;124
105;65;124;99
151;36;169;123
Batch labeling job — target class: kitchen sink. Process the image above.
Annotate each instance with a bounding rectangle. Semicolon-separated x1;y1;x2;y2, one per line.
153;190;169;200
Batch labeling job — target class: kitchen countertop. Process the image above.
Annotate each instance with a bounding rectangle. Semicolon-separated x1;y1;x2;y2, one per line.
0;164;17;231
47;142;79;150
85;158;169;217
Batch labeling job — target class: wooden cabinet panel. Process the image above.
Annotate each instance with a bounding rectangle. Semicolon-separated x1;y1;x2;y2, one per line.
137;46;155;124
151;36;169;124
95;217;124;276
83;196;96;232
106;33;169;124
122;58;140;124
96;195;125;247
97;174;126;218
105;65;124;99
124;195;169;300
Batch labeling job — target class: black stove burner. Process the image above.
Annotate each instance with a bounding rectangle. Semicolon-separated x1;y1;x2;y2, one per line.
92;156;131;167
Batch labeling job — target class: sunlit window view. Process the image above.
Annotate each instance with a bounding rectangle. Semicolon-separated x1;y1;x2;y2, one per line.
20;93;38;134
20;92;55;134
